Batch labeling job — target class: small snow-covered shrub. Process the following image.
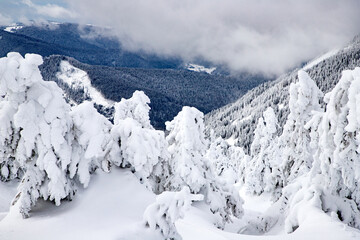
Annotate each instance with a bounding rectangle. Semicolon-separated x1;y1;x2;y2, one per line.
114;90;152;128
143;187;203;240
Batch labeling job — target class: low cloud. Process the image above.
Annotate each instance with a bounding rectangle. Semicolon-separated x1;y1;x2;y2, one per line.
67;0;360;75
0;13;12;26
22;0;76;19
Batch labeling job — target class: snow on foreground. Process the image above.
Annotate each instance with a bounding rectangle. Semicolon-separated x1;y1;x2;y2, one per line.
0;171;359;240
0;181;18;220
0;169;157;240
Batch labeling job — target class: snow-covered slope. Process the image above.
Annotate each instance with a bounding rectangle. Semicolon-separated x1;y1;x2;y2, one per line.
205;35;360;153
56;60;113;107
1;169;359;240
0;169;158;240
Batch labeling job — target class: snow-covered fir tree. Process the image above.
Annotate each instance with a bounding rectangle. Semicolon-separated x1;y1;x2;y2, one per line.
0;53;116;218
70;101;113;187
246;107;282;198
310;67;360;228
0;53;76;217
166;106;243;228
206;136;247;185
280;68;360;233
165;106;208;193
109;91;170;193
279;70;323;185
0;52;35;181
0;99;20;182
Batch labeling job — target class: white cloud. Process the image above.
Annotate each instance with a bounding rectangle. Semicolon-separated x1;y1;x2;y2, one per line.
0;13;12;26
67;0;360;75
22;0;76;19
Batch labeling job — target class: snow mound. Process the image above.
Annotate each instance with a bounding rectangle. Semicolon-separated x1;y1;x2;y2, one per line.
144;186;203;239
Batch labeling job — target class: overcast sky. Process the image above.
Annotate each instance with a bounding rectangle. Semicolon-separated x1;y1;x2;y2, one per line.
1;0;360;76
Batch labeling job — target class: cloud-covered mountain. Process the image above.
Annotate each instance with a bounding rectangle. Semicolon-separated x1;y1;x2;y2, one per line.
205;35;360;153
67;0;360;76
1;22;182;69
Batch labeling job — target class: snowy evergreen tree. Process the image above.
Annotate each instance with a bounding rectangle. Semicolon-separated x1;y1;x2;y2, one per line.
0;52;33;182
143;186;203;240
109;91;170;193
0;101;20;181
246;107;282;198
281;68;360;233
311;68;360;228
70;101;113;187
114;90;152;129
0;53;77;217
166;106;208;193
166;106;243;228
279;70;323;185
207;137;247;185
0;53;115;218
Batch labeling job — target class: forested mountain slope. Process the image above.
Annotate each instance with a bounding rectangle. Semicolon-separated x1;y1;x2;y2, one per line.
40;55;267;129
205;35;360;153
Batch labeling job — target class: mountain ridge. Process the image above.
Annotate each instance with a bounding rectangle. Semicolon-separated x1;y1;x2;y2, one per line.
205;35;360;153
40;55;269;129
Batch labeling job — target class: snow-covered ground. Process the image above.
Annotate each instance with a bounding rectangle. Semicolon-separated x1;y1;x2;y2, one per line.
0;181;18;221
57;61;113;107
0;169;359;240
187;63;216;74
0;169;157;240
3;24;23;33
